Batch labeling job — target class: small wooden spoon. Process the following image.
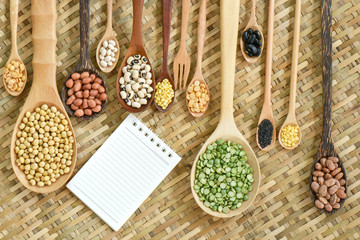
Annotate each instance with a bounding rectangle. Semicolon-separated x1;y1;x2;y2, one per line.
309;0;347;214
11;0;77;193
279;0;302;149
190;0;260;218
61;0;108;120
3;0;27;96
256;0;276;152
96;0;120;73
116;0;156;113
154;0;176;113
239;0;264;64
186;0;210;117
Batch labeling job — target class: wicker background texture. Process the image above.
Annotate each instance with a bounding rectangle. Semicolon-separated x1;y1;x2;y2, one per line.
0;0;359;239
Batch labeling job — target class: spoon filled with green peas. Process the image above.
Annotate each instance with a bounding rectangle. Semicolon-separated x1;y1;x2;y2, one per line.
190;0;260;218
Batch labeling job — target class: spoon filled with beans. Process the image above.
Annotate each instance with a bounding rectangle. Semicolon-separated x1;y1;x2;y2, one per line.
310;0;347;213
186;0;210;117
61;0;108;119
116;0;156;112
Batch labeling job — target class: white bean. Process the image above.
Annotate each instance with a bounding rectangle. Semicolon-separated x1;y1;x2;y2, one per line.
120;91;127;99
111;57;116;62
103;40;108;48
107;49;112;56
110;52;115;57
107;61;113;67
100;61;107;67
99;55;105;60
113;47;118;53
145;64;151;72
126;84;132;92
119;77;125;84
132;102;141;108
140;99;147;105
109;40;116;46
124;72;131;78
109;44;114;51
146;79;152;85
132;83;140;92
127;57;134;65
105;56;112;62
122;66;128;74
138;91;145;98
146;72;152;79
100;48;107;56
147;87;154;93
138;78;145;84
132;71;139;79
126;100;132;106
133;64;140;70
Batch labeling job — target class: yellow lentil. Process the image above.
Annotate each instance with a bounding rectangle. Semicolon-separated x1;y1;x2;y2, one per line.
280;124;300;147
154;78;174;109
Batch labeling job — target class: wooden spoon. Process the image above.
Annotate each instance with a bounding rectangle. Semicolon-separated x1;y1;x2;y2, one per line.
279;0;302;149
190;0;260;218
11;0;77;193
96;0;120;73
116;0;156;113
61;0;108;120
186;0;210;118
256;0;276;152
309;0;347;214
239;0;264;64
3;0;27;96
154;0;176;113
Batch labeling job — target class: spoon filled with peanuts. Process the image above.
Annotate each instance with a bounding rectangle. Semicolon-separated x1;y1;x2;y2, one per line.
3;0;27;96
61;0;108;119
186;0;210;117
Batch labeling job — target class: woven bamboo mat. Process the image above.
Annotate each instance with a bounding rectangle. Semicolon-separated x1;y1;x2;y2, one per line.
0;0;359;239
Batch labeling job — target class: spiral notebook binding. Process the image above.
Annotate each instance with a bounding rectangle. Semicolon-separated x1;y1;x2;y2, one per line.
130;114;177;159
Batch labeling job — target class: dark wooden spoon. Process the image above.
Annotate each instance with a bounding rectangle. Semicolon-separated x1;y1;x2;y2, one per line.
61;0;108;120
115;0;156;113
309;0;347;214
154;0;176;113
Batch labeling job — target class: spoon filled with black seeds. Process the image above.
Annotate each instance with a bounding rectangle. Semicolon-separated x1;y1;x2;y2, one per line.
257;119;273;149
240;0;264;64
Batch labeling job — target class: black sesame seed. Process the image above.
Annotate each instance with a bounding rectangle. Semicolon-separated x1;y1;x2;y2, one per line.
258;119;273;149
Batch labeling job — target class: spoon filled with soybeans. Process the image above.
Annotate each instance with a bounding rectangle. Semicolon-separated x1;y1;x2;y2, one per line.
3;0;27;96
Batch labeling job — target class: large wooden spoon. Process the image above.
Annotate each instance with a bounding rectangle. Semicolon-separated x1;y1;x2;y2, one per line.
309;0;347;214
61;0;108;120
256;0;276;152
11;0;77;193
154;0;176;113
3;0;27;96
96;0;120;73
279;0;302;149
239;0;264;64
186;0;210;117
190;0;260;218
116;0;156;113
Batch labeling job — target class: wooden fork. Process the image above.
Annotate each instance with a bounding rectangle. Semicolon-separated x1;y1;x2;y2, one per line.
173;0;191;90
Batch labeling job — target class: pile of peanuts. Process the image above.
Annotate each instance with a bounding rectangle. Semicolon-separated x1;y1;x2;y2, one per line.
15;104;74;187
65;71;107;117
311;156;347;212
280;124;300;147
186;80;209;113
154;78;174;109
3;60;26;92
119;54;153;108
98;39;118;68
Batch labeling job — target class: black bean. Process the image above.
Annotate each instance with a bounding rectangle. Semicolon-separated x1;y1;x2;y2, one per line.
242;31;249;42
258;119;273;149
254;30;261;40
254;39;262;47
248;28;253;35
248;35;256;44
247;44;257;54
254;47;261;56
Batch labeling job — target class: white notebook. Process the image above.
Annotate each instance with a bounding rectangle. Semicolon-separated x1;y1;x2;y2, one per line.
67;114;181;231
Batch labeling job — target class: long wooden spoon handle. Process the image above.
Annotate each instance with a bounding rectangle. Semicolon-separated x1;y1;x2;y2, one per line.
10;0;19;54
219;0;240;124
31;0;57;87
288;0;301;116
106;0;113;32
321;0;333;140
79;0;90;66
250;0;256;24
179;0;190;48
131;0;144;46
194;0;206;75
161;0;173;73
264;0;275;104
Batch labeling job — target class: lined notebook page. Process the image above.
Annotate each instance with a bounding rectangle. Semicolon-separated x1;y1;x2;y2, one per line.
67;114;181;231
